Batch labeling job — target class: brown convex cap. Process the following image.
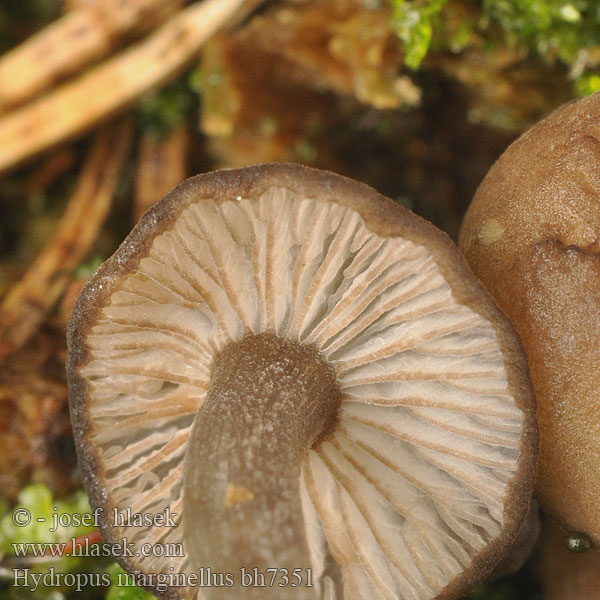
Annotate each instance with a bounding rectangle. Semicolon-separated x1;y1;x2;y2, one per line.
459;91;600;547
68;163;537;600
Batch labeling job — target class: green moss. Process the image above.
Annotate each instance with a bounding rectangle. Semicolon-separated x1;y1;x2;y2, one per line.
391;0;449;69
482;0;600;65
74;255;105;280
187;67;206;95
0;485;110;599
294;139;319;163
136;81;194;140
258;116;280;138
0;485;94;551
575;71;600;95
104;565;154;600
448;17;478;52
390;0;600;88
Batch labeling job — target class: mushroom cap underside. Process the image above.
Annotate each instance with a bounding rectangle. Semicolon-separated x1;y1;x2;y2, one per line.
68;163;537;600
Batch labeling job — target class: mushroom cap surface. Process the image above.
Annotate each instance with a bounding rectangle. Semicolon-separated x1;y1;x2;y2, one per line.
459;91;600;545
68;163;537;599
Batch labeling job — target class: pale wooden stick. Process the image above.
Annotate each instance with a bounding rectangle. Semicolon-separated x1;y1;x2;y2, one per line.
0;0;183;113
134;123;189;221
0;0;250;176
0;120;133;357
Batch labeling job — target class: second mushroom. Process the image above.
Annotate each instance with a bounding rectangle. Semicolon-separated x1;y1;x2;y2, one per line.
67;163;537;600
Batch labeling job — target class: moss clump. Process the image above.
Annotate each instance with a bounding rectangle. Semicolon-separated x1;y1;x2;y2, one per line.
391;0;448;69
136;80;195;140
390;0;600;94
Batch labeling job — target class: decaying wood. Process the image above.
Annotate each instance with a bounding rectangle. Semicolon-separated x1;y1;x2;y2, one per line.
26;149;76;195
0;120;133;357
0;327;74;501
135;123;189;221
0;0;255;176
0;0;184;114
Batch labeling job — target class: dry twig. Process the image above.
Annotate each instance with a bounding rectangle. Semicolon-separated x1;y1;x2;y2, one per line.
0;0;183;113
0;120;133;357
135;123;189;221
0;0;255;176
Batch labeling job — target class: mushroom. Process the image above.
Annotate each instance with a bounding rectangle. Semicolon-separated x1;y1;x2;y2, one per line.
459;91;600;546
68;163;537;599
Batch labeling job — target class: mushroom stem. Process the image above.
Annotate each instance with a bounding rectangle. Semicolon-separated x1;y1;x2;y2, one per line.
183;332;342;598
